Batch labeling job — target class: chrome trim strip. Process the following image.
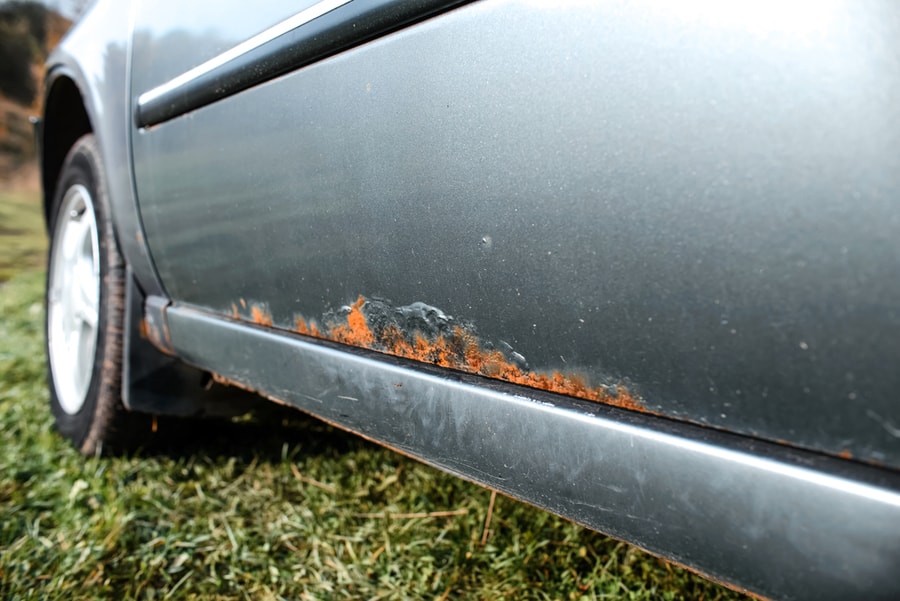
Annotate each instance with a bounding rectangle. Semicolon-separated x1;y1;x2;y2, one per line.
134;0;473;127
137;0;352;106
166;305;900;601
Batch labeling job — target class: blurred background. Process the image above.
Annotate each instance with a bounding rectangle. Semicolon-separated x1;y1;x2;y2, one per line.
0;0;87;280
0;0;86;190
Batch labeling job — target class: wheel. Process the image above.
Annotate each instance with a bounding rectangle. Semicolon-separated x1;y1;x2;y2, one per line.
45;134;139;454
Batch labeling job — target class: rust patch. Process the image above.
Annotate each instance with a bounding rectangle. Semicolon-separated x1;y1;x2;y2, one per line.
251;305;273;327
838;449;853;460
138;318;149;339
233;296;645;413
329;296;375;347
294;316;322;338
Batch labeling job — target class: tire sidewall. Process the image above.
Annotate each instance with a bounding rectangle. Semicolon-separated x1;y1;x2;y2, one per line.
46;135;124;453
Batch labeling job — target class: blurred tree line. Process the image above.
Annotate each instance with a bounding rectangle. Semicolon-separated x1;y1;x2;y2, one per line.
0;1;72;182
0;1;48;106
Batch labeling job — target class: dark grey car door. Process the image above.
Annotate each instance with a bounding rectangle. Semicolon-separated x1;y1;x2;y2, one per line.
130;0;900;468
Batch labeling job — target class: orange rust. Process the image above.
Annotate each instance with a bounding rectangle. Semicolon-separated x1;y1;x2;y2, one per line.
294;316;323;338
138;318;149;339
299;298;646;412
329;296;375;347
231;303;240;319
251;305;273;326
230;295;646;413
294;316;310;335
838;449;853;460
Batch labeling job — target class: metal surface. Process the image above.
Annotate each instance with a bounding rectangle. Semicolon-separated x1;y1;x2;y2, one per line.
47;184;100;415
44;0;164;298
137;0;351;107
129;0;325;100
135;0;473;127
132;0;900;466
166;304;900;601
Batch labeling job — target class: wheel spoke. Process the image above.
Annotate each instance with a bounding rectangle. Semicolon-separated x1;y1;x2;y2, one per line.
63;209;87;261
74;268;99;329
74;325;94;399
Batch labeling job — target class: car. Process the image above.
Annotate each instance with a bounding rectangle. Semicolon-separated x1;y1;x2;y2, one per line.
38;1;900;599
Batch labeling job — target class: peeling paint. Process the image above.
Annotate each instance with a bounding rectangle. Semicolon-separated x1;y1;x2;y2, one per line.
238;296;645;413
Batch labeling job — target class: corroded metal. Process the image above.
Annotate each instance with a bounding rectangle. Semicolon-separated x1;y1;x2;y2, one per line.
235;296;645;413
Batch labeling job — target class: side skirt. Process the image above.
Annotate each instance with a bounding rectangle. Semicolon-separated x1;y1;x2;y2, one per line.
165;303;900;601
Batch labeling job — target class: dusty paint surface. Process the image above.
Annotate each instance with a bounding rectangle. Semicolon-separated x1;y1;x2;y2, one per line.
234;296;645;413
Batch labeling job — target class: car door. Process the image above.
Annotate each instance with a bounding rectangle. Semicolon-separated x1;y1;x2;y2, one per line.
130;0;900;470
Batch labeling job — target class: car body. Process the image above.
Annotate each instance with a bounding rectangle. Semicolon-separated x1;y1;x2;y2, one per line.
38;1;900;599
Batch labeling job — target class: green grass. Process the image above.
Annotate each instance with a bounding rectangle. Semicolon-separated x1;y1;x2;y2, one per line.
0;190;47;281
0;269;747;600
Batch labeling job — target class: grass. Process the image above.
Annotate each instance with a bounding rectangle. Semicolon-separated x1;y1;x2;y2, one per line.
0;189;47;281
0;189;746;600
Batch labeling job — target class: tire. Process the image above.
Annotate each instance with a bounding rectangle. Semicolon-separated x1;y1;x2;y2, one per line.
45;134;140;454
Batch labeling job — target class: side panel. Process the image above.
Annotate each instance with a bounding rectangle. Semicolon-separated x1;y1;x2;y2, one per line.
131;1;900;465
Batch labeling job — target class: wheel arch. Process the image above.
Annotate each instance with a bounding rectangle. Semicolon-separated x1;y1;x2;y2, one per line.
40;71;93;230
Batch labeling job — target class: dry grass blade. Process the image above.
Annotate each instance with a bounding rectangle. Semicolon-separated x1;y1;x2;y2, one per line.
353;509;469;519
481;490;497;546
290;461;337;493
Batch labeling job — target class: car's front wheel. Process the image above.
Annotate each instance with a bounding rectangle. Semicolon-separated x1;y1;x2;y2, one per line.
46;134;138;454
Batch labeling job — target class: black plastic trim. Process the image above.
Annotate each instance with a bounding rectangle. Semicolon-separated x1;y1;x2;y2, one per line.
135;0;473;128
